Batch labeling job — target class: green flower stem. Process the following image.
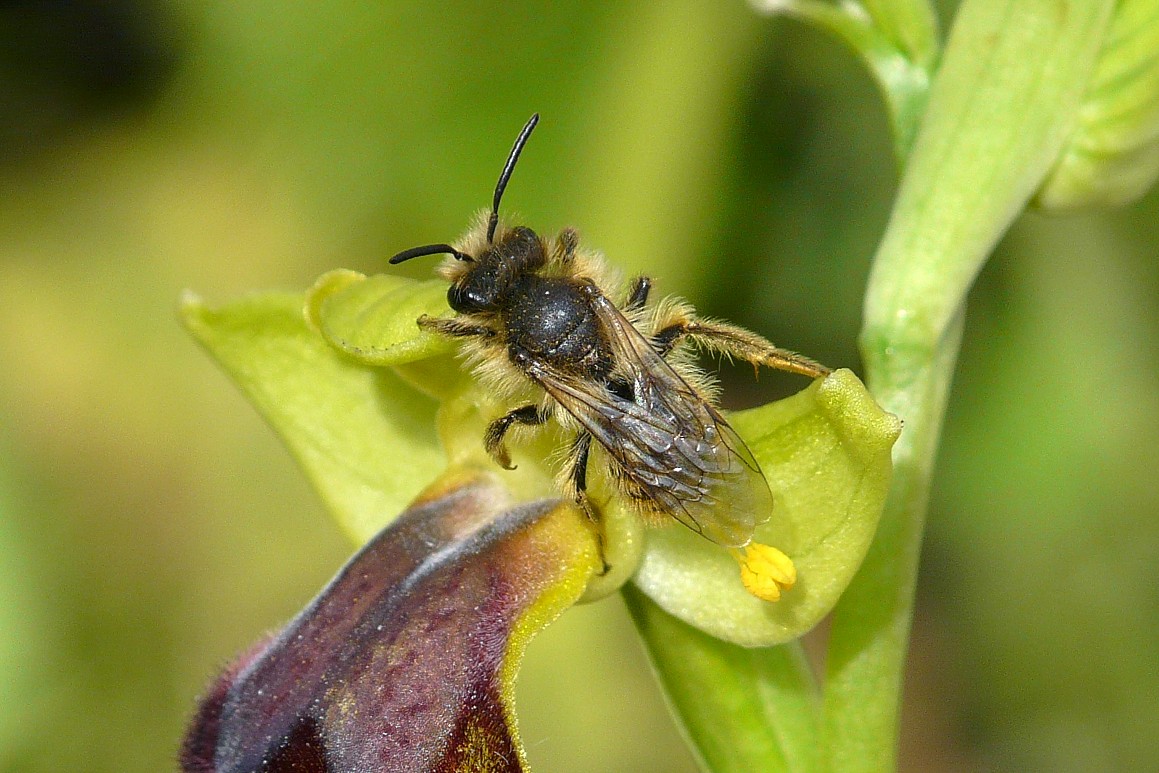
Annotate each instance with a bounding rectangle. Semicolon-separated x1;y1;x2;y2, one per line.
822;311;962;772
822;1;1117;770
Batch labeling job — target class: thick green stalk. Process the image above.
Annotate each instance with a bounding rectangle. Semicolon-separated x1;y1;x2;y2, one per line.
821;0;1116;769
823;312;961;771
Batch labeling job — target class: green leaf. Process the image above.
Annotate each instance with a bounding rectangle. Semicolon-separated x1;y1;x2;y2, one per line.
624;585;821;773
632;369;900;647
1036;0;1159;210
182;472;601;773
181;290;444;540
306;270;472;400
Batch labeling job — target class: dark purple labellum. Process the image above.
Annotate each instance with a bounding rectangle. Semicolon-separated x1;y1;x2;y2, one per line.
181;476;598;773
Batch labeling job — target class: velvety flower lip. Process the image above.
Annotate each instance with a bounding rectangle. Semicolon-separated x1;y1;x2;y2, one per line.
181;472;600;773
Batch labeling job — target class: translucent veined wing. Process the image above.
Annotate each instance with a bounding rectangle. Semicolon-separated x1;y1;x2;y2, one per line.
525;284;773;547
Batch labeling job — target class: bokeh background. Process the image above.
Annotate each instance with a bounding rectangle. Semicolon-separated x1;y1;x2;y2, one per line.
1;2;1157;772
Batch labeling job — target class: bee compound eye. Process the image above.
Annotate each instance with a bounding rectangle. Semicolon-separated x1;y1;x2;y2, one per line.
448;282;489;313
447;284;469;312
447;284;466;310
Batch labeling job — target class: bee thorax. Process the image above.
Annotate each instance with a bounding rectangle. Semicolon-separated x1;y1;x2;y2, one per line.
504;275;612;376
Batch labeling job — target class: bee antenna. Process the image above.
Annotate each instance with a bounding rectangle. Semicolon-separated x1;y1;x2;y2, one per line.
487;113;539;244
388;243;473;265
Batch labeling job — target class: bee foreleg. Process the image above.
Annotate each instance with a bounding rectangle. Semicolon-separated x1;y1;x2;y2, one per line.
625;276;652;311
418;315;497;339
484;404;551;470
653;317;831;378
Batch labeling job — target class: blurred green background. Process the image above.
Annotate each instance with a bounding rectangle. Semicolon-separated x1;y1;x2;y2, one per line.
1;2;1156;772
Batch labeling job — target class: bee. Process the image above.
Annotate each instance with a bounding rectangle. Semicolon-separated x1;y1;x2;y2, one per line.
389;114;830;574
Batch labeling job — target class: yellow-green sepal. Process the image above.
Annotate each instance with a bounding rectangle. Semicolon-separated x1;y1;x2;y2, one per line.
180;290;444;541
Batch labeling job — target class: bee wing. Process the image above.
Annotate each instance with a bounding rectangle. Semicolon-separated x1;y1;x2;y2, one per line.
526;286;772;547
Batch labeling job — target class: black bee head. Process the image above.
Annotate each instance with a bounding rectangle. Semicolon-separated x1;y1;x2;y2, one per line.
390;114;545;317
447;226;545;313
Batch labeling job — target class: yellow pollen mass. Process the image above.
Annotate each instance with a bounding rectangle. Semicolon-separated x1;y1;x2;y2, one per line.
733;543;797;602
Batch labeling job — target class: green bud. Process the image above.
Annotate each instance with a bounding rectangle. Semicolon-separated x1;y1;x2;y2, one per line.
1037;0;1159;210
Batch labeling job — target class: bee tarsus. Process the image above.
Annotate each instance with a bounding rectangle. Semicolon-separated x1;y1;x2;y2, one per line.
484;404;551;470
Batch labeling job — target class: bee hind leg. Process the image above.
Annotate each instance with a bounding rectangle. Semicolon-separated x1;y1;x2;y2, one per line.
652;317;831;378
484;404;550;470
